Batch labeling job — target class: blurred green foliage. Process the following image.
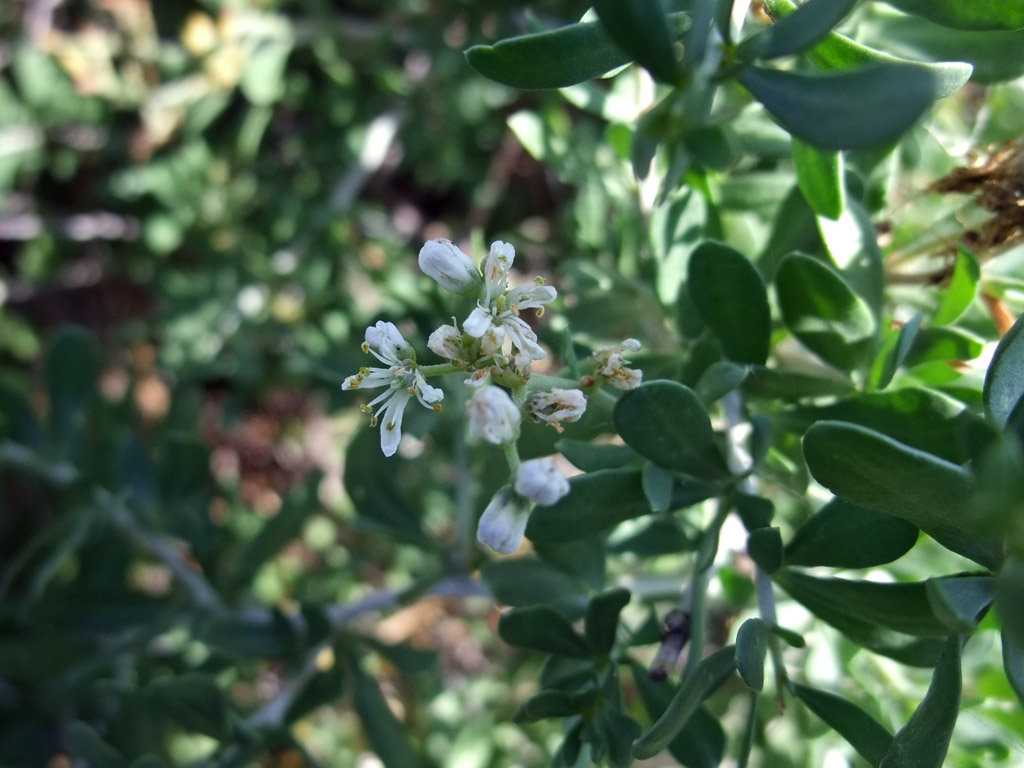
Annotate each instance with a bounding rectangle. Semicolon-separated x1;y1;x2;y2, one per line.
3;1;1024;767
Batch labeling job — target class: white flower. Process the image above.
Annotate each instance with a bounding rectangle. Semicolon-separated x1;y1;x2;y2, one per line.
428;321;504;366
589;338;643;390
526;388;587;432
418;239;481;294
342;321;443;457
514;458;570;506
462;241;556;361
477;487;533;554
466;385;521;445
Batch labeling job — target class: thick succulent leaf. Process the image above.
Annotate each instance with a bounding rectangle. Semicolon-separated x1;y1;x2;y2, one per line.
526;468;650;543
762;0;973;93
803;421;1000;568
739;0;859;60
876;0;1024;31
933;248;980;325
925;576;993;634
793;139;844;220
735;618;771;692
614;381;732;481
738;63;950;150
785;499;919;569
465;21;630;89
775;569;951;638
879;635;962;768
776;253;877;370
984;315;1024;428
792;683;893;766
688;241;771;365
594;0;681;84
498;605;593;658
632;646;737;759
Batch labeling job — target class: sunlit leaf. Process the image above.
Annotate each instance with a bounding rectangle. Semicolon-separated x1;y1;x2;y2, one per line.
793;139;844;220
876;0;1024;31
776;253;877;370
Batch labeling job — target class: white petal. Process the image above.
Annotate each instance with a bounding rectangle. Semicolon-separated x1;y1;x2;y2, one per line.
378;390;412;457
418;239;480;294
514;458;570;506
463;305;494;338
476;488;532;554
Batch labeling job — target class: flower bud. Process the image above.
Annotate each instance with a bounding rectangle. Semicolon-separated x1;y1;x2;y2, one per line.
513;457;570;506
466;386;521;445
589;338;642;390
526;388;587;431
476;486;533;554
418;239;481;294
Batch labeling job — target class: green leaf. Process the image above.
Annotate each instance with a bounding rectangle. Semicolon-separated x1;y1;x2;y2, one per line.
465;21;631;89
585;588;631;656
513;690;580;723
872;313;922;389
762;0;974;94
556;439;638;471
694;361;749;404
876;0;1024;31
857;12;1024;84
933;248;980;325
352;660;421;768
613;381;732;481
996;556;1024;650
879;635;962;768
747;527;783;574
739;0;859;60
44;325;99;439
735;493;775;531
481;558;584;610
775;569;950;637
792;683;893;766
526;468;650;543
66;722;129;768
498;605;593;658
687;241;771;365
778;386;986;464
642;462;675;513
925;576;993;634
142;674;232;740
738;62;953;150
785;499;919;569
344;428;428;545
743;366;856;399
594;0;681;84
776;253;877;370
631;661;727;768
735;618;771;692
601;710;643;768
1002;627;1024;707
631;645;737;759
906;326;984;366
803;421;1000;568
984;315;1024;428
793;139;844;219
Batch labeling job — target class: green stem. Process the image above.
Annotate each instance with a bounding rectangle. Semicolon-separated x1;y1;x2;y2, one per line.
503;441;521;473
418;362;464;377
684;500;729;681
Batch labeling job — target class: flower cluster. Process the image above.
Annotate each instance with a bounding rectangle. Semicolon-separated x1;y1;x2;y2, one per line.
342;238;643;554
